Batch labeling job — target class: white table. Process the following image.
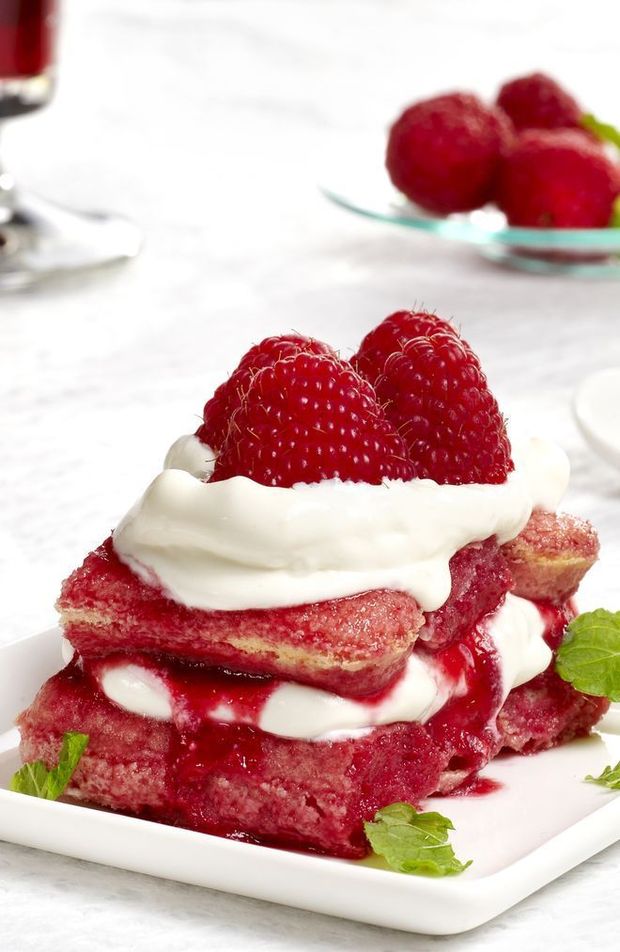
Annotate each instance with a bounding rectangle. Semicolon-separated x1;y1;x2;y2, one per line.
1;1;620;948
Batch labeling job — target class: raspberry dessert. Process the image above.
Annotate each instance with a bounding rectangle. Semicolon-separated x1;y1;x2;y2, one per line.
17;313;609;859
385;92;514;214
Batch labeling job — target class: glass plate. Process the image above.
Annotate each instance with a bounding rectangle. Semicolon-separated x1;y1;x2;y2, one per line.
321;151;620;277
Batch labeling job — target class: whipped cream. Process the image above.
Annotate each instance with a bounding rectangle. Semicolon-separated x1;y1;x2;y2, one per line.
113;436;568;613
101;664;174;721
163;435;215;480
92;594;550;741
491;594;551;694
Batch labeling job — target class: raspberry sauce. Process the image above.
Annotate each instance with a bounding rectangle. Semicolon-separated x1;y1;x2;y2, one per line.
448;775;503;797
424;624;505;784
85;653;277;731
534;599;574;651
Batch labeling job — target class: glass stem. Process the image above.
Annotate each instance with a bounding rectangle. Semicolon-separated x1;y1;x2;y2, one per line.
0;127;16;220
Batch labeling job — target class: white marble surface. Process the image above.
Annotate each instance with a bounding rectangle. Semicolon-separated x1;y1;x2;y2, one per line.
2;0;620;948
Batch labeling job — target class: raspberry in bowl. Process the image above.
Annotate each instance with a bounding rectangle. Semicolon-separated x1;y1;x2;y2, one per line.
15;310;610;860
323;72;620;275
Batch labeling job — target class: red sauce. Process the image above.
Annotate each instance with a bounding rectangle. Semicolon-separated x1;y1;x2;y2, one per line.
175;721;267;777
532;600;574;651
449;775;503;797
427;626;504;730
422;620;505;783
84;653;278;731
167;663;277;730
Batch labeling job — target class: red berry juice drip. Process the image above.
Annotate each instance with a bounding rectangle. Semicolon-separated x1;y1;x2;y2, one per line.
423;624;505;782
0;1;57;80
86;652;278;733
83;653;278;836
446;775;503;797
534;599;575;651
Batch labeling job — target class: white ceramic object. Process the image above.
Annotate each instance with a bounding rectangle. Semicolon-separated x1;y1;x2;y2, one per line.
574;368;620;470
1;629;619;937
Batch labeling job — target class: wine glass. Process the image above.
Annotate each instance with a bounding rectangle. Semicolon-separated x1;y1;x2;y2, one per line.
0;1;141;289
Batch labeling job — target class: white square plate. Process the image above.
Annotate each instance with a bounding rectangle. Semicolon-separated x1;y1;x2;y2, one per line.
1;628;619;936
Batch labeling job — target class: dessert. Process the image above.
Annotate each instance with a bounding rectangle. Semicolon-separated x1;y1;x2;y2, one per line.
16;309;610;860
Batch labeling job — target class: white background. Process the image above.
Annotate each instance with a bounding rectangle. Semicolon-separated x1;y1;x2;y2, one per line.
1;0;620;948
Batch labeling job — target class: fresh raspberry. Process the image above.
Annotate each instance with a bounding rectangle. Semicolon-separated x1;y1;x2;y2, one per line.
386;92;514;214
496;129;619;228
374;332;513;485
496;72;583;132
353;310;461;384
211;352;414;487
197;334;334;450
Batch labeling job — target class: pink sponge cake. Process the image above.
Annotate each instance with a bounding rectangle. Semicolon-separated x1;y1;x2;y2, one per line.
501;509;599;602
57;536;512;695
16;310;609;859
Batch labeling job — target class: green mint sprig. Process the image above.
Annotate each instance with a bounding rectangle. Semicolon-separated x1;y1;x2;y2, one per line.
10;732;89;800
555;609;620;701
363;802;472;876
579;116;620;227
585;762;620;790
581;113;620;149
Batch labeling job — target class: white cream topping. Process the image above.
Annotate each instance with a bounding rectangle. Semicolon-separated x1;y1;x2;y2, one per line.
164;434;215;480
101;664;173;721
90;594;550;741
491;594;551;695
259;653;451;740
113;436;568;613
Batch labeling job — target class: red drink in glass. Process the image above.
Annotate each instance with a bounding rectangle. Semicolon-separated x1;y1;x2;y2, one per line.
0;0;139;287
0;0;57;117
0;1;57;79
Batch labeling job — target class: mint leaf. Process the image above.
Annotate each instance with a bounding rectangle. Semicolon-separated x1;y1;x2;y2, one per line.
585;762;620;790
10;759;50;797
555;609;620;701
363;802;472;876
581;113;620;149
10;732;88;800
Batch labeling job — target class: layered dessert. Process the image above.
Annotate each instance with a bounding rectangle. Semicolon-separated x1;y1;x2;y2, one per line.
17;310;609;858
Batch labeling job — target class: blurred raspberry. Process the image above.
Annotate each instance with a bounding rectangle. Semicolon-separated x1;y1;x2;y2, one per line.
496;129;620;228
496;72;583;132
386;92;514;214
